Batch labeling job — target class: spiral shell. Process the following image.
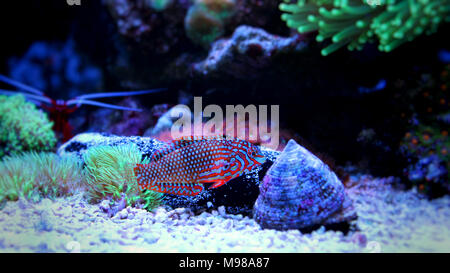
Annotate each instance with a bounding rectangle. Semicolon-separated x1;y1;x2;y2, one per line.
253;139;347;230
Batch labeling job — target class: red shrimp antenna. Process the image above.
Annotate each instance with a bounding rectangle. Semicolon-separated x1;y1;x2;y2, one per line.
0;74;44;95
66;88;166;112
0;74;167;141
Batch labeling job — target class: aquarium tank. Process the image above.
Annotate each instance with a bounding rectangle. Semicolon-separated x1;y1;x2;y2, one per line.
0;0;449;258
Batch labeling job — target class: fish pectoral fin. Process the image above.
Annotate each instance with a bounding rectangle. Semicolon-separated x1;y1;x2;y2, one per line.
208;180;227;189
197;176;217;183
197;170;230;188
197;169;221;183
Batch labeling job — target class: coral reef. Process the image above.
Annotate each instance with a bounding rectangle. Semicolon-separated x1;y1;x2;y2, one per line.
280;0;450;55
398;64;449;196
406;155;448;193
0;152;84;204
104;0;189;54
402;124;449;195
104;0;286;53
253;139;356;230
83;144;164;212
58;133;167;159
100;0;295;90
147;0;174;11
184;0;236;46
8;39;103;100
1;0;450;254
191;25;306;79
229;0;288;34
0;95;56;158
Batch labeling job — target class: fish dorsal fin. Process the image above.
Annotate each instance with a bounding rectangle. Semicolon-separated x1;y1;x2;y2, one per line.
150;135;237;162
150;142;173;162
175;135;228;142
150;135;224;162
150;141;185;162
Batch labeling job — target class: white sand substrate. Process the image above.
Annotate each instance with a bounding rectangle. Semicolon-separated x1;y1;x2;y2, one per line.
0;175;449;253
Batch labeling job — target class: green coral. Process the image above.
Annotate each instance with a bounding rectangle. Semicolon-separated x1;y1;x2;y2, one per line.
185;0;236;47
279;0;450;55
146;0;172;11
0;152;85;203
0;95;56;158
84;144;164;212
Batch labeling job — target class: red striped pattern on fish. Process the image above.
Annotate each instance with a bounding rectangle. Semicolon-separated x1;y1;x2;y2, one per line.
134;135;266;196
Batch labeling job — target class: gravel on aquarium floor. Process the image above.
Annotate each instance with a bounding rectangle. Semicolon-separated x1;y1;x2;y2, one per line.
0;175;449;253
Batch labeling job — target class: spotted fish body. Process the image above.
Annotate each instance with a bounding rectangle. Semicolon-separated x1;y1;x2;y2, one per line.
134;135;266;196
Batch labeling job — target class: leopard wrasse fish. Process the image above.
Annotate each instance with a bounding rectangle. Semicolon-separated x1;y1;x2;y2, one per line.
134;135;266;196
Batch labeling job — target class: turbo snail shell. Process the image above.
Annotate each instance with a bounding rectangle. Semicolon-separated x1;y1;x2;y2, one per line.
253;139;347;230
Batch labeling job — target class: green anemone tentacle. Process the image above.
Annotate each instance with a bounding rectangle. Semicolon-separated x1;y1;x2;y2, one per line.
280;0;450;55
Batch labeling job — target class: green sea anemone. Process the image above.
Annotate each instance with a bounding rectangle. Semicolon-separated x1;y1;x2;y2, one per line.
83;144;164;211
0;152;85;203
279;0;450;55
0;94;56;158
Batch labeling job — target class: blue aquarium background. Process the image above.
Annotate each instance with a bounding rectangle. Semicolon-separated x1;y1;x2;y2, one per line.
0;0;449;253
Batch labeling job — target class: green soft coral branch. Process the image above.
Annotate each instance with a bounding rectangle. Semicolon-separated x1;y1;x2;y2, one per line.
0;152;85;203
280;0;450;55
83;144;164;212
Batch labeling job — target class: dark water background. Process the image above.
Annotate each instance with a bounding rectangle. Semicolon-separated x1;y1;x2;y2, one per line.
0;0;449;179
